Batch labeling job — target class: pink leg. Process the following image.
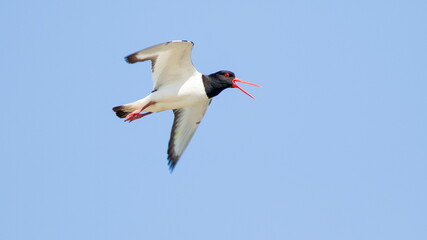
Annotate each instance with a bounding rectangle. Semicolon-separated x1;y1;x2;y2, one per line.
124;101;156;123
125;112;153;122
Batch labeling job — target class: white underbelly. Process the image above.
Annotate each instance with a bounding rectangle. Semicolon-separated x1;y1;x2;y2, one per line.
145;77;208;112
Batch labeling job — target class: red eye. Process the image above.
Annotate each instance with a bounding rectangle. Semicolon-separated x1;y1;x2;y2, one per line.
224;73;230;77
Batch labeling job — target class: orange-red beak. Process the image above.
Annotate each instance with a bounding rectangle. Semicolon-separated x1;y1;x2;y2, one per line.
231;78;261;99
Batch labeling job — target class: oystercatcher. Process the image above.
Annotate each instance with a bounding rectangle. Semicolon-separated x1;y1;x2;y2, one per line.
113;40;260;171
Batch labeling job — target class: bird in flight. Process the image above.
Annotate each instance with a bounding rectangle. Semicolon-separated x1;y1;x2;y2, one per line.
113;40;260;171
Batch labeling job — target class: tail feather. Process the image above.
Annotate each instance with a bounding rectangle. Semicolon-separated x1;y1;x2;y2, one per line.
113;97;152;119
112;105;133;118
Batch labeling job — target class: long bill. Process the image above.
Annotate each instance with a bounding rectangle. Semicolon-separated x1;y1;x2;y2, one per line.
231;78;262;99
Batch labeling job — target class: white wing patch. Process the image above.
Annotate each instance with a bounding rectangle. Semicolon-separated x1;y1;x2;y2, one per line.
167;99;211;170
125;41;196;90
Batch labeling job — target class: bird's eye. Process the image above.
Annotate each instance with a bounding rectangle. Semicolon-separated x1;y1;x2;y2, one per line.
224;73;230;77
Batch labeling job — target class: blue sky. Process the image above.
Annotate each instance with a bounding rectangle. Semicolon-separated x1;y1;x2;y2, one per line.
1;0;426;239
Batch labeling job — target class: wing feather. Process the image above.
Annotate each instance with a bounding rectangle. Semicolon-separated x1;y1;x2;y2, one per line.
167;99;211;171
125;40;196;90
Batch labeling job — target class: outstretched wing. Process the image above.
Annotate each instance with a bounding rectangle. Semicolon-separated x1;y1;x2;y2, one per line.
167;99;212;171
125;40;197;90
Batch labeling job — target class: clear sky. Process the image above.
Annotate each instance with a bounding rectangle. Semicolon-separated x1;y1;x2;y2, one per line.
1;0;426;239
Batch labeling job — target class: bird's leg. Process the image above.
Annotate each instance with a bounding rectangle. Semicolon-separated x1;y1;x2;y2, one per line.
124;101;156;123
125;112;152;122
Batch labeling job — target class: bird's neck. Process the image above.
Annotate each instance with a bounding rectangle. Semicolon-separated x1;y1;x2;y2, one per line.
202;74;230;98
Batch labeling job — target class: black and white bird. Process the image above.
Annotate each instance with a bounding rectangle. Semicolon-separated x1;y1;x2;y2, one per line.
113;40;260;171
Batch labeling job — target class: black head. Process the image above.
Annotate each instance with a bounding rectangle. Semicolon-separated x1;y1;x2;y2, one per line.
202;70;261;99
212;70;236;86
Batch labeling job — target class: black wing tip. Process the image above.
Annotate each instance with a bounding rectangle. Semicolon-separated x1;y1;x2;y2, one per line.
166;40;194;45
168;160;176;172
167;153;179;172
124;40;193;64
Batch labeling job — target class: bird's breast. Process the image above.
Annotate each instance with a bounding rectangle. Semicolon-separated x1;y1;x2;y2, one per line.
146;73;209;112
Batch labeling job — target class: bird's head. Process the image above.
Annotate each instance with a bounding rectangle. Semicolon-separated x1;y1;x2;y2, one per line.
210;70;261;99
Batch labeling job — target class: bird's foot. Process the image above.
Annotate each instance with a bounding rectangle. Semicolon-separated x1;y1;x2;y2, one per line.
124;111;152;123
